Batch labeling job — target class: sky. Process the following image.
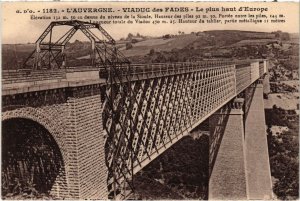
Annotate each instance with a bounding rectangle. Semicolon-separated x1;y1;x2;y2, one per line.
1;2;299;44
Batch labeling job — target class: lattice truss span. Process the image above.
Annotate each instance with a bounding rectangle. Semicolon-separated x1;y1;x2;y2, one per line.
24;20;128;70
103;64;239;198
22;20;268;200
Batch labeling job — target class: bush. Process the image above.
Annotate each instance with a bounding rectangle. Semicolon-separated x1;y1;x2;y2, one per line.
149;49;155;55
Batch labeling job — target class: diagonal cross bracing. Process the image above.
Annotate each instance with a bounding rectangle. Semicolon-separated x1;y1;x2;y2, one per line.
22;20;269;200
103;59;268;199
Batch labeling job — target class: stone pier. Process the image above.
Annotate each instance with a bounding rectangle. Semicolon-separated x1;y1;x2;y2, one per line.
244;81;273;199
209;98;248;200
209;81;273;200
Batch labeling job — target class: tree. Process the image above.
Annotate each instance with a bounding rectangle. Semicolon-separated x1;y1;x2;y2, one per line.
162;34;171;39
127;33;133;40
126;42;133;50
131;39;139;43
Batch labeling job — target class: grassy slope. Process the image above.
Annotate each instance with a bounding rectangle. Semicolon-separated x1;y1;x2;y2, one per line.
2;44;35;69
2;30;295;69
121;34;199;57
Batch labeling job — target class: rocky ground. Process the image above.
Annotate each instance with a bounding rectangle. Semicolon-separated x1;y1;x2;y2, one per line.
264;61;299;200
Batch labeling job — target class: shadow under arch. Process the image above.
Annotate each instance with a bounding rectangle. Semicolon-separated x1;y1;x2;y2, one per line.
2;118;66;198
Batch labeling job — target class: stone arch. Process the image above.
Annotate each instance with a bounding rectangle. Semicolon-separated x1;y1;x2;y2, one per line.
2;107;68;198
2;107;67;162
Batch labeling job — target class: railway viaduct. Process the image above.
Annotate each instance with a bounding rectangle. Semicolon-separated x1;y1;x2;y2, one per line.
2;20;273;200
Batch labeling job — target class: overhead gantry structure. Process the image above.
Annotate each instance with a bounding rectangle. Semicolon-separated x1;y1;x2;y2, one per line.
23;20;128;70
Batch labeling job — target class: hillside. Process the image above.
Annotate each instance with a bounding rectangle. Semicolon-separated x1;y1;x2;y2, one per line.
121;34;199;57
2;30;296;69
2;44;35;69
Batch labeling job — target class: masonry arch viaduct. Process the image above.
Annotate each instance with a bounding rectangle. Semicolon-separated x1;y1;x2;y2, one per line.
2;20;273;200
